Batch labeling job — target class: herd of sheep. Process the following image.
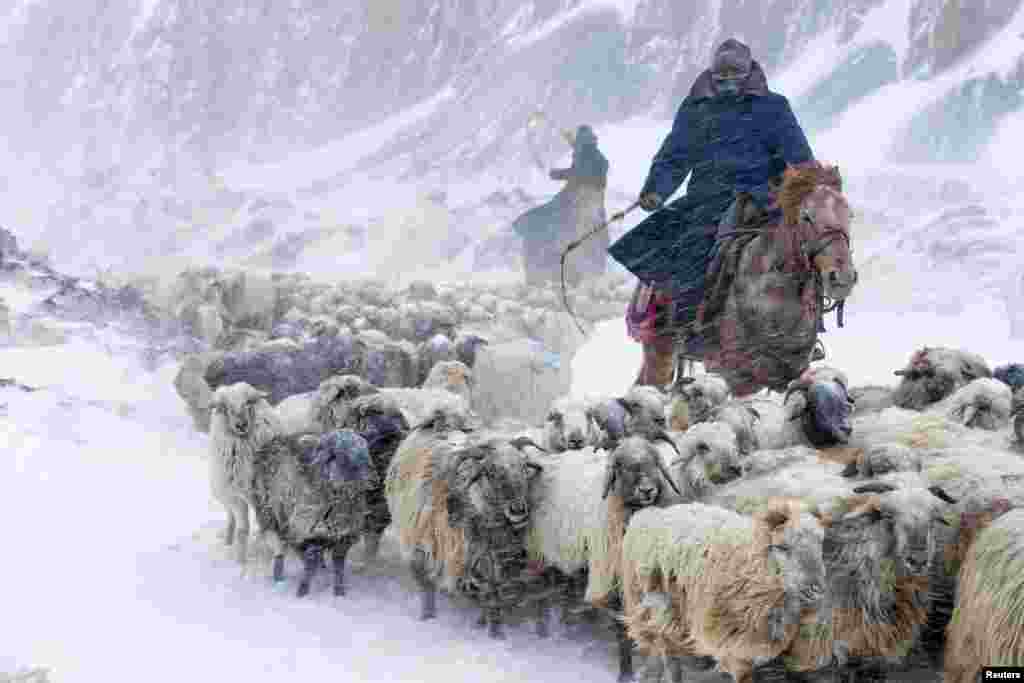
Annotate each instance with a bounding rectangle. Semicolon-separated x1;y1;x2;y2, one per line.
166;267;1024;683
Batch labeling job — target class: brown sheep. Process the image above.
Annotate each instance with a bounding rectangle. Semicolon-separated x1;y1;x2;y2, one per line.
621;499;829;683
943;506;1023;682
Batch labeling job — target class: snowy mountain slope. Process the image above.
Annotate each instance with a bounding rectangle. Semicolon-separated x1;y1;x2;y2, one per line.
2;0;1022;181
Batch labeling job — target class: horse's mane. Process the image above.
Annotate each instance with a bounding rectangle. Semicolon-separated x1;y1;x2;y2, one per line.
776;161;844;226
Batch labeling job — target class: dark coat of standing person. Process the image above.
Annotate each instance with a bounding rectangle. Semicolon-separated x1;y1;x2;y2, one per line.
611;38;816;387
511;125;609;287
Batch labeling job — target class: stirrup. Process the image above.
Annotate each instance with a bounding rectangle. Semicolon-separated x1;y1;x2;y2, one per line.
811;339;826;362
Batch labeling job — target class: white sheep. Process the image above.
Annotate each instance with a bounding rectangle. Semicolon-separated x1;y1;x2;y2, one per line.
543;396;598;453
752;365;854;450
669;421;745;501
620;499;829;683
667;373;730;432
525;435;683;682
173;351;223;432
926;376;1012;430
421;359;473;404
843;379;1017;462
274;374;380;436
377;386;473;428
207;382;282;566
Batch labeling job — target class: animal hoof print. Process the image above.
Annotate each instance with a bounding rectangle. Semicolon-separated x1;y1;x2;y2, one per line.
333;585;346;597
296;583;311;598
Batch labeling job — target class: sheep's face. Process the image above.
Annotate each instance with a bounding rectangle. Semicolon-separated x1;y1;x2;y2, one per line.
210;383;269;438
618;391;668;437
364;344;409;387
892;348;986;411
456;335;488;367
762;510;828;607
673;423;743;496
787;378;853;447
416;403;476;435
603;436;682;508
432;361;473;395
677;376;729;425
449;439;544;530
946;379;1012;431
299;429;372;485
545;404;593;452
711;401;760;456
839;485;955;577
346;395;409;453
316;374;379;429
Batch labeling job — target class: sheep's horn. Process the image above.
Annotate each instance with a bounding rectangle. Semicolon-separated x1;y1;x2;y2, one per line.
651;430;681;456
928;486;958;505
959;404;978;427
656;456;683;498
852;482;899;494
509;436;548;453
783;384;807;406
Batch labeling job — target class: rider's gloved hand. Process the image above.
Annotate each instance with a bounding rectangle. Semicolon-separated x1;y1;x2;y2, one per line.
639;192;663;212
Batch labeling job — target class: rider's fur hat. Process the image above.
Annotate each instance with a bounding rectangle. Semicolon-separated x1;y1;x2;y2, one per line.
711;39;753;81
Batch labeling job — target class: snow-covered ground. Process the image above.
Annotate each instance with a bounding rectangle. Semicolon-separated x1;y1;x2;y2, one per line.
2;255;1016;680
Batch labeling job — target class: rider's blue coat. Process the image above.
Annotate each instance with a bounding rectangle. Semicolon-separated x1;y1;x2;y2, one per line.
608;59;814;323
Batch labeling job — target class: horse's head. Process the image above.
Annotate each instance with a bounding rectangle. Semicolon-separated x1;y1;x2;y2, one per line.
777;162;858;300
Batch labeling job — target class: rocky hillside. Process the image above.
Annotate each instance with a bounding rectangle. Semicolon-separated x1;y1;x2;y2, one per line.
2;0;1022;181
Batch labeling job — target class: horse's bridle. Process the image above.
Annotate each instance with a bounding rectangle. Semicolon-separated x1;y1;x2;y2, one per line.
798;208;852;271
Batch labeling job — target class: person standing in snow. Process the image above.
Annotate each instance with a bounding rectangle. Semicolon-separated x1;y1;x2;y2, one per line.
610;38;816;387
512;124;610;287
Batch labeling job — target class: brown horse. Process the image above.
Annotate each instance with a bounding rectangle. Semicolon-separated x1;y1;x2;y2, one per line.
687;162;857;397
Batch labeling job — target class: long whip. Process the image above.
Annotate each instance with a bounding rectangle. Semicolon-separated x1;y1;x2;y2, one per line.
560;200;641;335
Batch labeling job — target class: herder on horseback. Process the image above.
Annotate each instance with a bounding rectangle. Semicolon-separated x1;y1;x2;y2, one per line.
610;38;826;390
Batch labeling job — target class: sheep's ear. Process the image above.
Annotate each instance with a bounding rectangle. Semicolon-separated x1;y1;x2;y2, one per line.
756;505;792;531
960;359;986;382
928;485;958;505
807;504;833;527
785;391;808;421
509;436;548;454
841;501;884;524
446;491;468;526
852;482;898;495
601;459;619;500
747;405;761;422
525;460;544;480
840;462;860;478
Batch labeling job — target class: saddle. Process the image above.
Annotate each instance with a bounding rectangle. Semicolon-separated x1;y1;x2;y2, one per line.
693;193;765;350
